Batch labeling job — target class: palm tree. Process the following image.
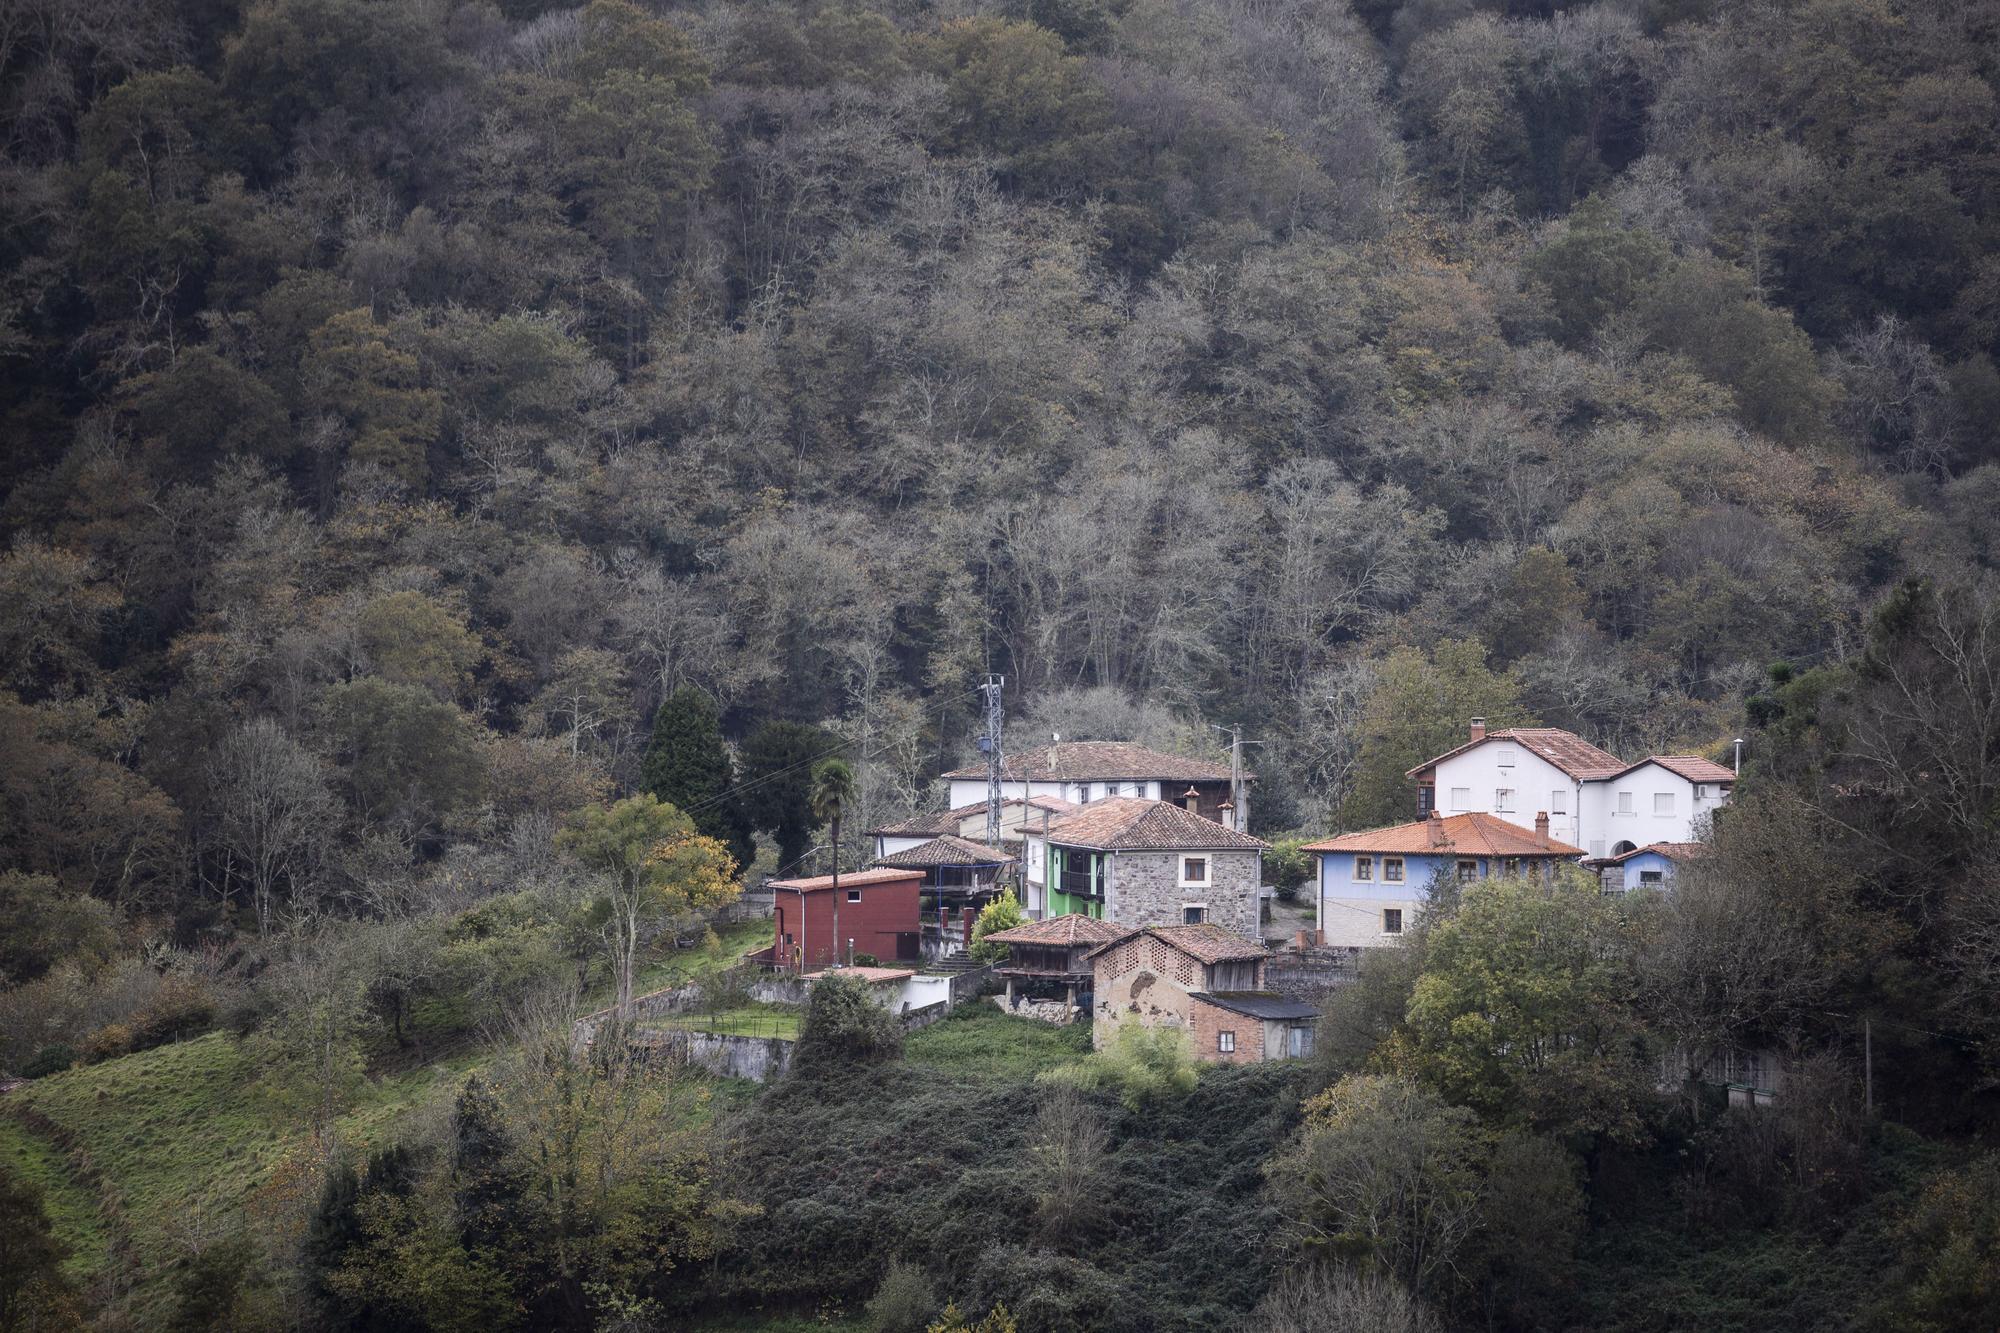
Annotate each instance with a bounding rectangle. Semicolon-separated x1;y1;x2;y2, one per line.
809;757;858;965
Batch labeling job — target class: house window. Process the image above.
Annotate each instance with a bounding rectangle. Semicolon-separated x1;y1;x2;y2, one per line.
1551;789;1567;814
1179;855;1210;887
1497;747;1516;767
1655;792;1675;816
846;889;862;903
1355;855;1374;882
1382;908;1403;934
1218;1030;1236;1053
1456;859;1479;883
1639;869;1664;886
1384;857;1405;883
1449;787;1471;811
1495;787;1515;812
1182;904;1207;924
1617;790;1635;815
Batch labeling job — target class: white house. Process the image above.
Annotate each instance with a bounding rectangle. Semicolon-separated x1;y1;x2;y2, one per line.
1407;720;1735;859
940;741;1245;828
869;795;1077;860
1598;841;1707;894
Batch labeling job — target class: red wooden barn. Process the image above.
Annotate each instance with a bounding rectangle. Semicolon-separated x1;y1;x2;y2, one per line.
767;867;923;972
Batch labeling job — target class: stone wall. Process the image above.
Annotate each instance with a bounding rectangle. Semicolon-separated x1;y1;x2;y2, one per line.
1264;950;1359;1003
632;1028;795;1081
1104;850;1261;940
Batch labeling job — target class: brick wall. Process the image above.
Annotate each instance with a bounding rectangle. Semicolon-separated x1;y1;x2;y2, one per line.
1190;996;1264;1064
1105;850;1261;941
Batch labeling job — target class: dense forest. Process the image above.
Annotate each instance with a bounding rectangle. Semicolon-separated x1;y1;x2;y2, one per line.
3;0;2000;1327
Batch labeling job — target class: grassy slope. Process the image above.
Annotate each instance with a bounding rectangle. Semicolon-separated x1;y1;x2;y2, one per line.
904;1002;1094;1078
5;921;774;1323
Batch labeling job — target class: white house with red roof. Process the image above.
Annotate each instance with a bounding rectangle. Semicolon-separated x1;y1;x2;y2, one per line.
939;740;1247;827
1407;720;1735;859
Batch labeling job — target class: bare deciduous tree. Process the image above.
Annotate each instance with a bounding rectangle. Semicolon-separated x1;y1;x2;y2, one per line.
212;718;339;936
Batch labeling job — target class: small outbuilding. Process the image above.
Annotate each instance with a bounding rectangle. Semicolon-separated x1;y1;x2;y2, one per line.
762;867;923;972
981;912;1129;1020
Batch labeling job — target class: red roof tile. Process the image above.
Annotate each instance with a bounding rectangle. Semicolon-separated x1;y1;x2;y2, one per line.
1407;728;1625;781
870;795;1076;837
1626;755;1737;783
942;741;1243;782
982;913;1130;948
1041;797;1267;852
872;835;1014;869
1601;841;1708;865
1300;812;1585;857
768;867;925;894
1084;923;1269;965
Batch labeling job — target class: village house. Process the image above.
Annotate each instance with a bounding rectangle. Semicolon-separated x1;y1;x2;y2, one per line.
869;833;1016;961
1304;811;1586;949
940;740;1249;828
981;912;1129;1020
1087;924;1316;1063
755;867;923;972
869;795;1077;860
1407;720;1736;859
1596;841;1707;894
1019;796;1267;939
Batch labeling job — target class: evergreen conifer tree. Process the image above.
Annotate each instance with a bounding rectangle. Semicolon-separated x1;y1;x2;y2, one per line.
642;686;751;865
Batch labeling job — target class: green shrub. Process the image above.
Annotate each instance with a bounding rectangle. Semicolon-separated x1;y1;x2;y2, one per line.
796;974;903;1066
1039;1024;1199;1111
21;1044;75;1079
129;975;217;1052
1264;837;1314;902
81;1023;133;1063
969;892;1024;964
866;1259;937;1333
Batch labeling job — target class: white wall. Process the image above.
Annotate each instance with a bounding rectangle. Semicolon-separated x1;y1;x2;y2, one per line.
875;833;933;858
1430;745;1581;845
946;777;1162;808
1582;763;1722;857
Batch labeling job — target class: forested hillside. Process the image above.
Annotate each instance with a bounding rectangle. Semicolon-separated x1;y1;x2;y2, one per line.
4;0;2000;1327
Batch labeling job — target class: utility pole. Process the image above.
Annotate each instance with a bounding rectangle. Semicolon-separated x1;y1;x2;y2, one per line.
1864;1018;1874;1118
980;674;1005;847
1211;723;1251;831
1733;737;1744;775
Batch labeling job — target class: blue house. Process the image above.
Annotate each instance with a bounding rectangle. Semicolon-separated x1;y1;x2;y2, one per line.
1302;811;1585;948
1597;841;1706;894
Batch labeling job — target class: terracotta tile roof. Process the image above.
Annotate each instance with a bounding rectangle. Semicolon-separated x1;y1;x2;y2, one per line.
1601;841;1709;865
1042;797;1267;851
870;795;1076;837
1407;728;1625;781
1083;923;1269;965
768;867;925;894
872;834;1014;869
1627;754;1737;784
942;741;1244;783
982;913;1130;948
801;965;915;983
1300;812;1585;857
1193;992;1319;1021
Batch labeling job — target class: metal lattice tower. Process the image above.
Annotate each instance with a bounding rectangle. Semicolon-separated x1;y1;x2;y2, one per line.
980;674;1005;847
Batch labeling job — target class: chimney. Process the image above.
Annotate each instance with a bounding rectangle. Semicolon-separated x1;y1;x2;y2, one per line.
1049;731;1060;772
1219;799;1236;831
1469;717;1487;742
1535;811;1549;839
1427;808;1446;849
1182;786;1201;814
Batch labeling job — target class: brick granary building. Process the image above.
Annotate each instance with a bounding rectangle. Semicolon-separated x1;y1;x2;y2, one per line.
1086;924;1316;1064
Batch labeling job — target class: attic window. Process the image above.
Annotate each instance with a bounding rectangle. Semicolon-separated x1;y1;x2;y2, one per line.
1497;747;1517;767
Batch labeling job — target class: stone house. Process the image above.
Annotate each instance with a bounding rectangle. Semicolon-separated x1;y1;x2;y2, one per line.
1019;797;1266;940
1086;924;1316;1064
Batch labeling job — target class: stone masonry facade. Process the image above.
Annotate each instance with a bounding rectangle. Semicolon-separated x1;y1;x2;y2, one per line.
1103;849;1260;941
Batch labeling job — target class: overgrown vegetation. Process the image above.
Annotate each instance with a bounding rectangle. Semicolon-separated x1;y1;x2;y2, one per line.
5;0;2000;1325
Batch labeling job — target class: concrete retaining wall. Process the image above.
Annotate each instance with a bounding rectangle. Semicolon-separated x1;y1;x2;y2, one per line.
633;1028;794;1082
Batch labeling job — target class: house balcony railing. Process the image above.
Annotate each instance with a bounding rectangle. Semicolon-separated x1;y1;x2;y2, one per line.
1057;869;1100;899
